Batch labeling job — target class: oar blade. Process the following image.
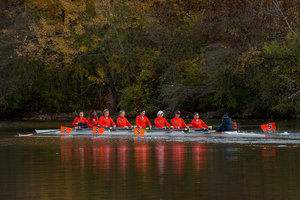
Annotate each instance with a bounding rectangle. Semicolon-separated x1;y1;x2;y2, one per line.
60;126;72;134
234;122;238;130
134;128;145;135
92;127;105;134
261;122;276;131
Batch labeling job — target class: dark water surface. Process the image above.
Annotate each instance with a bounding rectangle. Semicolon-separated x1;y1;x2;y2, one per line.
1;120;300;200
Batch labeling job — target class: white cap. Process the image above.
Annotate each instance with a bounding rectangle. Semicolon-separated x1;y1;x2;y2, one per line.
157;110;164;115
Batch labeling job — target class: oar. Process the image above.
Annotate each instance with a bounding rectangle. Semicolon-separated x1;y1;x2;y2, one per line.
74;127;134;131
172;128;215;133
20;129;59;136
19;133;34;137
143;129;173;132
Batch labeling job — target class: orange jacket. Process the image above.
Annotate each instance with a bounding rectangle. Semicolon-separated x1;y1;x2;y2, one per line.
136;115;151;128
154;117;171;128
72;117;88;126
87;117;98;127
192;119;209;129
171;117;187;129
117;117;132;127
98;116;115;127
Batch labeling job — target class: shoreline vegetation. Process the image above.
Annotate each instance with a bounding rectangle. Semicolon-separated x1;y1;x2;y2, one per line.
1;110;283;121
2;1;300;119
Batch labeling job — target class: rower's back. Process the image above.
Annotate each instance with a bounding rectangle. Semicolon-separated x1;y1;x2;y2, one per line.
216;118;235;132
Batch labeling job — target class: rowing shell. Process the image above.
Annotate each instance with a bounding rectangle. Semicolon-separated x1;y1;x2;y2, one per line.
34;129;265;138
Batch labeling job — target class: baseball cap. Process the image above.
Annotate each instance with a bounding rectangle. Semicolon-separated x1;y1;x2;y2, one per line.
157;110;164;115
175;110;181;114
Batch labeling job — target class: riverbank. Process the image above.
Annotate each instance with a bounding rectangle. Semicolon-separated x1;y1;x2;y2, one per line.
1;109;283;121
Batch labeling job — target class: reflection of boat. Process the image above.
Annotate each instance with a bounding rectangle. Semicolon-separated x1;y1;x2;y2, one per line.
35;128;265;137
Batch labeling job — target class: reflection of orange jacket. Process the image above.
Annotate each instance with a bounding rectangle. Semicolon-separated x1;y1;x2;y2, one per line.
192;119;208;129
72;117;88;126
117;117;132;127
87;117;98;127
171;117;187;129
98;116;115;127
136;115;151;128
154;117;171;128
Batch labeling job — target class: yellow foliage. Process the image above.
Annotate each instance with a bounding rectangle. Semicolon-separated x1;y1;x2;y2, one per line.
74;24;85;35
1;29;10;35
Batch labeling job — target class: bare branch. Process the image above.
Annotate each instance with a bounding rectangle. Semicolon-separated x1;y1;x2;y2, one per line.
273;0;300;42
278;74;300;99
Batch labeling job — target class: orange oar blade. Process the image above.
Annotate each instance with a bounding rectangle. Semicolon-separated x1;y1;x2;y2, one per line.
134;128;145;135
60;126;72;134
234;122;238;130
92;127;105;134
261;122;276;131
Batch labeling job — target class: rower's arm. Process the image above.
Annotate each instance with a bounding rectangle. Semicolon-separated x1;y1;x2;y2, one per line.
201;120;209;129
72;117;78;126
146;117;151;127
164;118;171;127
126;119;132;127
110;118;116;126
216;122;225;132
182;119;188;127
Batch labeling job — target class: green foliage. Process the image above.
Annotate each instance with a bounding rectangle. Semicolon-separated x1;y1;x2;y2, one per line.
119;66;159;113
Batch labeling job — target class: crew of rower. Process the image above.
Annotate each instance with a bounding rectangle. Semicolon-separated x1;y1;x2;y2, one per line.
72;109;233;132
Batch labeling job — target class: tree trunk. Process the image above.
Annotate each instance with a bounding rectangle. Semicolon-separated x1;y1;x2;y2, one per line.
103;56;118;112
63;68;70;106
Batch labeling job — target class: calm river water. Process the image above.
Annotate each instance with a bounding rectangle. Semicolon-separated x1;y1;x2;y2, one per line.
1;120;300;200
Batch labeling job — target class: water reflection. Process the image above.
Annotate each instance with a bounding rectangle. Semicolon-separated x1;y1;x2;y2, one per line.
59;138;211;183
4;120;300;199
172;142;186;176
117;139;130;177
51;137;299;199
155;139;169;184
192;143;207;174
58;138;281;180
262;147;276;170
60;137;72;169
134;138;151;182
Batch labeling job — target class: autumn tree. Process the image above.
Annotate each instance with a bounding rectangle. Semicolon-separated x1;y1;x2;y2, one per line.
3;0;300;119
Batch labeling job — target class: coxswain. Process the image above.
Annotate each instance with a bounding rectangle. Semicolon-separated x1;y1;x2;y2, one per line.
98;109;116;128
215;114;235;132
117;110;132;128
171;110;188;129
87;110;98;128
135;109;152;129
154;110;172;129
72;111;88;128
192;112;211;130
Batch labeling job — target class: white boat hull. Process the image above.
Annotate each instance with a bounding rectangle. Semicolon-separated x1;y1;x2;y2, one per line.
35;129;265;138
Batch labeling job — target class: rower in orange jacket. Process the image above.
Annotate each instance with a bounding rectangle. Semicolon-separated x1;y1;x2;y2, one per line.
154;110;172;129
87;110;98;128
72;111;88;127
192;112;211;130
98;109;116;128
171;110;188;129
136;109;152;128
117;110;132;128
